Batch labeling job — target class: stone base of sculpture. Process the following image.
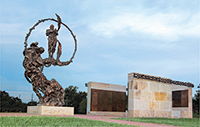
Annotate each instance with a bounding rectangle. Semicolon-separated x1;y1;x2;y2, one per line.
27;106;74;115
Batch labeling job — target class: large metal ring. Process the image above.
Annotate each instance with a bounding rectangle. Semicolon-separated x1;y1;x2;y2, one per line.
24;17;77;63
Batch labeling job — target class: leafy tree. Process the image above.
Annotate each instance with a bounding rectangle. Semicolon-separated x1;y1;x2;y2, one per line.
79;98;87;114
64;85;79;106
0;90;27;112
193;84;200;118
64;85;87;114
27;101;38;106
126;95;128;110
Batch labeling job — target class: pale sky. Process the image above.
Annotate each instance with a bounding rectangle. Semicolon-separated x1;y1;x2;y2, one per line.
0;0;199;102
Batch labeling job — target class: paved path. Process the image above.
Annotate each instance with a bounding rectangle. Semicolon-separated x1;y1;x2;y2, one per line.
0;113;178;127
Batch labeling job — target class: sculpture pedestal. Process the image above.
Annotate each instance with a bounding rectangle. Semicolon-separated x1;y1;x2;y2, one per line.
27;106;74;115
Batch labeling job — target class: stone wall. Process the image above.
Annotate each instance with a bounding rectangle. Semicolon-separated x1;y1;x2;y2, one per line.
128;72;193;118
172;85;193;118
86;73;193;118
86;81;126;116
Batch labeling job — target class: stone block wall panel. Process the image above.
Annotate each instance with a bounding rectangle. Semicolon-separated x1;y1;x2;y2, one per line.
155;92;167;101
128;72;193;118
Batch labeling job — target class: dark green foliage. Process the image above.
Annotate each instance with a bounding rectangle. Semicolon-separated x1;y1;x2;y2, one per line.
192;84;200;118
79;98;87;114
0;90;27;112
0;91;38;112
64;85;87;114
27;101;38;106
126;95;128;110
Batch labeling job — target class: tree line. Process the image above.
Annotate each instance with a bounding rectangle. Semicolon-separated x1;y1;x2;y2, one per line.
0;90;37;112
0;85;87;114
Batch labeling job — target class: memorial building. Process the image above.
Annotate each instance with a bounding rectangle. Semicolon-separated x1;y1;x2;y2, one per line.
86;72;194;118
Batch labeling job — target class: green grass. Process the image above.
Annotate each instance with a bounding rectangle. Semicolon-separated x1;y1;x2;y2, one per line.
112;117;200;127
0;116;137;127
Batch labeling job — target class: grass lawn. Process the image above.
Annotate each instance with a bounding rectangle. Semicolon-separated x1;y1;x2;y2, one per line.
112;117;199;127
0;116;137;127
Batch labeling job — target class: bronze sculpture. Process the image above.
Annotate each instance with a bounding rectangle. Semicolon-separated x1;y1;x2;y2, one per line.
23;14;77;106
46;24;59;59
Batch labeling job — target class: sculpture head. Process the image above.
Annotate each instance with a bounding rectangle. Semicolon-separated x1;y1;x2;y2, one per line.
29;42;45;54
30;42;38;47
50;24;54;30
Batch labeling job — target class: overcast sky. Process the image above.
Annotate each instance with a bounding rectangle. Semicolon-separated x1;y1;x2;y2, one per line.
0;0;199;102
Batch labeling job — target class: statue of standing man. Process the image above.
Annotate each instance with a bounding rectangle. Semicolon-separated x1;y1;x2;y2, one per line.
46;24;58;59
